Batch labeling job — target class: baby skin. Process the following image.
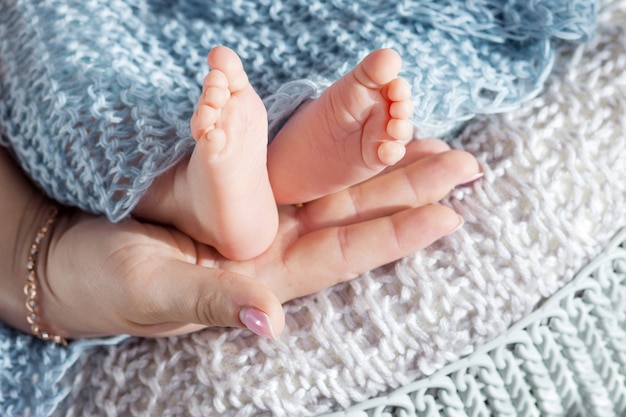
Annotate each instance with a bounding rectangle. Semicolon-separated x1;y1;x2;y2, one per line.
135;46;413;260
268;48;414;204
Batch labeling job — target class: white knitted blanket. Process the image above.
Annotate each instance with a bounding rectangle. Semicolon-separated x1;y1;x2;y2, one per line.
57;3;626;416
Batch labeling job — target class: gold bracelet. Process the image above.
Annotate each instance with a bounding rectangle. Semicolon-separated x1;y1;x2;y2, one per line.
23;205;68;346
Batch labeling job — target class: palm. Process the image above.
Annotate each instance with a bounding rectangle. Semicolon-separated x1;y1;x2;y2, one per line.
217;143;479;302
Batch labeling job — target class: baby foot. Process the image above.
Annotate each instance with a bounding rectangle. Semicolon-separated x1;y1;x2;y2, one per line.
183;46;278;260
268;49;414;204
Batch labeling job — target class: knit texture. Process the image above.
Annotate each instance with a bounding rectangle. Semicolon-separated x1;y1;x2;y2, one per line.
0;333;125;417
0;0;594;221
1;1;621;416
323;227;626;417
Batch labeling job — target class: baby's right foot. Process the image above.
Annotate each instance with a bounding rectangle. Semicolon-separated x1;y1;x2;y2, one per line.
267;49;414;204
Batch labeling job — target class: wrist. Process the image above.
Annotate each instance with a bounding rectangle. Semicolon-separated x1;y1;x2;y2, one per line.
0;147;67;342
24;205;68;344
0;193;54;334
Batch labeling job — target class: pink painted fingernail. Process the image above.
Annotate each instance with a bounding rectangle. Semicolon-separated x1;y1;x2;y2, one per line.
458;171;484;186
239;307;276;339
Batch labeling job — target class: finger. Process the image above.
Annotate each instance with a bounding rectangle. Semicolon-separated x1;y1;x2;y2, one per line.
270;204;462;302
132;259;285;339
300;149;481;230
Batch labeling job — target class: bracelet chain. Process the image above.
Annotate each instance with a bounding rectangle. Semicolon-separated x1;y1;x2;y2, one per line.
24;205;67;346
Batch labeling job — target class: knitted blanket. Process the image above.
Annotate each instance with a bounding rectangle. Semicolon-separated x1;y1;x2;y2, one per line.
323;228;626;417
0;0;594;221
2;0;622;416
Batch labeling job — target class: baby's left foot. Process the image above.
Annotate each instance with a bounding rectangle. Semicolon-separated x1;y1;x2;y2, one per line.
186;46;278;260
135;46;277;260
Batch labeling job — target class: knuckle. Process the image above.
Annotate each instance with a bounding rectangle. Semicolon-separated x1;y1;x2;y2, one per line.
195;293;221;326
193;273;230;327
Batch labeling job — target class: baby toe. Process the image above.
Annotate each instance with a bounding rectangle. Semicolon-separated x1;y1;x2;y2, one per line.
207;46;250;93
203;86;231;108
386;119;414;141
359;49;402;88
386;77;412;102
390;100;414;119
203;70;229;91
191;105;219;140
201;128;227;157
377;140;407;166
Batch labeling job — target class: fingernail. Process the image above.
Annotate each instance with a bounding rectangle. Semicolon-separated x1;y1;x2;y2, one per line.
458;171;484;186
447;216;465;236
239;307;276;339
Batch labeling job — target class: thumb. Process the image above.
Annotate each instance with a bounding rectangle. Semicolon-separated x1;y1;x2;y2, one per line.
143;260;285;339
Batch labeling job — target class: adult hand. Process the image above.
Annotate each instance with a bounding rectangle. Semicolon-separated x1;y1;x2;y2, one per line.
37;139;480;340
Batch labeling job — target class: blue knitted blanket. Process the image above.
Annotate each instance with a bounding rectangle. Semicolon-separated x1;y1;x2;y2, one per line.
0;0;595;221
0;1;596;415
